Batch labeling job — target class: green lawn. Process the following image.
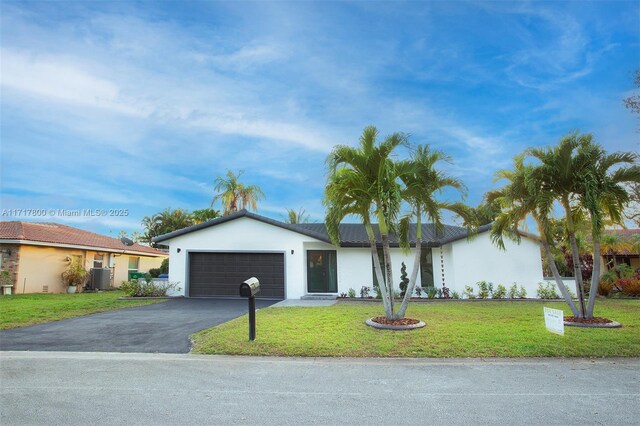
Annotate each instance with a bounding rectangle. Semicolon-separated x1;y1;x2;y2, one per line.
0;291;165;329
192;299;640;357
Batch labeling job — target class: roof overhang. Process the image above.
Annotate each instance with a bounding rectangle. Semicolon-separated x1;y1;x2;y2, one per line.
152;210;331;244
0;239;167;257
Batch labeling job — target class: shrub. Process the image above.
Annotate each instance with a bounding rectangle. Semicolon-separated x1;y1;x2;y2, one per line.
518;285;527;299
463;285;475;299
598;279;614;296
399;262;409;298
493;284;507;299
441;286;450;299
452;291;460;299
339;292;348;298
508;283;518;299
120;279;181;297
537;282;559;299
360;286;371;298
374;283;382;299
476;281;491;299
618;278;640;297
160;258;169;274
414;286;422;297
61;259;89;288
347;288;356;298
426;287;438;299
393;290;402;299
148;268;162;278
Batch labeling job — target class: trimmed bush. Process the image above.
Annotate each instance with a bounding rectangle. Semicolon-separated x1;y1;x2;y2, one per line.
536;282;559;299
493;284;507;299
619;278;640;297
120;279;181;297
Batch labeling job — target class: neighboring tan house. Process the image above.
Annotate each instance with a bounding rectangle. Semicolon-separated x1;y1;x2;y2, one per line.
153;210;543;299
601;228;640;273
0;222;167;294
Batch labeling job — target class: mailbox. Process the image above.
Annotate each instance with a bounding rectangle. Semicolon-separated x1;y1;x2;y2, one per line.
239;277;260;341
239;277;260;298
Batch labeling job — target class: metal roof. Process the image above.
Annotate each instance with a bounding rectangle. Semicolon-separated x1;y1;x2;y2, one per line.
152;209;491;247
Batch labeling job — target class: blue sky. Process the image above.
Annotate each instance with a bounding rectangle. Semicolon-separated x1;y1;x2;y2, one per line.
1;1;638;236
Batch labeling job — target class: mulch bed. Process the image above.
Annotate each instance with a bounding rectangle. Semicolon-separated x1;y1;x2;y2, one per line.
370;316;421;326
564;316;614;325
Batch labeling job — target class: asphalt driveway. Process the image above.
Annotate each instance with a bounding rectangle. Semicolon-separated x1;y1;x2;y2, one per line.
0;298;277;353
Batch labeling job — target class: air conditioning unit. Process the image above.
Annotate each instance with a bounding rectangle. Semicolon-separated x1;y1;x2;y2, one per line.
91;268;111;290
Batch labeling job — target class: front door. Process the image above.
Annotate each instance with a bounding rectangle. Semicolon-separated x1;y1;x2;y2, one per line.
307;250;337;293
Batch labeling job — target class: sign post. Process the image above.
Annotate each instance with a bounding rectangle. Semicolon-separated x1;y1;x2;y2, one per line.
544;307;565;336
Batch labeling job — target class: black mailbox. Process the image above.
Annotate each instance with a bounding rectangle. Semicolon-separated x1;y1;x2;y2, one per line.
239;277;259;341
239;277;260;297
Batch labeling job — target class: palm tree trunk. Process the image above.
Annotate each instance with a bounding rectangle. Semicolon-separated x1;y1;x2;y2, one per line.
397;241;421;319
365;224;392;317
397;214;422;319
586;237;601;319
542;240;580;316
568;232;586;317
563;198;585;317
381;233;396;319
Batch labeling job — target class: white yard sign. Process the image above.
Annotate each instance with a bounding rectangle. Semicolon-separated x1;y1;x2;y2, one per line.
544;307;565;336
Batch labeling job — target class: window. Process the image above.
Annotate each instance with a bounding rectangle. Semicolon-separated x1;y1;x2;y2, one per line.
128;256;140;272
93;254;104;268
420;248;434;289
307;250;337;293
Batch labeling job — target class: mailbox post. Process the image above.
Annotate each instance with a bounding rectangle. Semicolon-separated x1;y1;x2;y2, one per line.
239;277;260;341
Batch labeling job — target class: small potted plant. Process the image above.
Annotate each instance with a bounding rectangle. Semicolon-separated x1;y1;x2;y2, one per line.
61;259;89;293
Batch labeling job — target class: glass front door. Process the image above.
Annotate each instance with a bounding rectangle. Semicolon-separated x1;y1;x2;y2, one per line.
307;250;337;293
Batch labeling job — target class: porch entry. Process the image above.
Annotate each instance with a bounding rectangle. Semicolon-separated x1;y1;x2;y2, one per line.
307;250;337;293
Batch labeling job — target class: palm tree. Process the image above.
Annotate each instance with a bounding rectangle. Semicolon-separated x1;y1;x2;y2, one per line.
324;126;407;320
141;208;194;247
284;208;309;224
527;133;591;316
488;155;580;316
575;142;640;318
213;170;265;215
395;145;468;319
191;208;221;224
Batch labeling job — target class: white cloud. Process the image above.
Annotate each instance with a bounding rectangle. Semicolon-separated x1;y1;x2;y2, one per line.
1;49;152;117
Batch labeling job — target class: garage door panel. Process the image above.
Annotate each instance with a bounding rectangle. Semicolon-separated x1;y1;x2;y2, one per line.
189;252;284;299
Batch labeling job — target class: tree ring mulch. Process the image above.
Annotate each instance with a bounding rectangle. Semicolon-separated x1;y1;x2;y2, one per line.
563;316;622;328
365;316;426;330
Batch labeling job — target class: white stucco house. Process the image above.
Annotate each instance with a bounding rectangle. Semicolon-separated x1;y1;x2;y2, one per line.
153;210;543;299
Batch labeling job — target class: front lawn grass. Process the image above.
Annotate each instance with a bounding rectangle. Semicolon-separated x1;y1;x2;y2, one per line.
192;299;640;357
0;291;165;329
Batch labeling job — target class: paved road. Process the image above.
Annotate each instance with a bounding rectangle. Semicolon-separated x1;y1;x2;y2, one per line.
0;298;277;353
1;352;638;425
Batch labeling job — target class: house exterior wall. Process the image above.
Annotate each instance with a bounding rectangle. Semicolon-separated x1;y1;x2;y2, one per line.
11;245;165;294
161;217;543;299
443;232;543;297
163;217;326;298
0;244;21;291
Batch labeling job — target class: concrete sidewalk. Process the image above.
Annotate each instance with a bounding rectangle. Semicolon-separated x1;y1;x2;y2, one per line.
2;352;638;425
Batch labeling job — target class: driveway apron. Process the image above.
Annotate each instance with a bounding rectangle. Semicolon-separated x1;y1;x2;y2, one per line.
0;298;277;353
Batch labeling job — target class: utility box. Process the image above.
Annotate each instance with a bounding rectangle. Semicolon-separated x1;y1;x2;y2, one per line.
91;268;111;290
129;272;146;281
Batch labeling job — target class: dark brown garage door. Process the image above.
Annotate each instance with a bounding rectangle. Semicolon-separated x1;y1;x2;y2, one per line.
188;252;285;299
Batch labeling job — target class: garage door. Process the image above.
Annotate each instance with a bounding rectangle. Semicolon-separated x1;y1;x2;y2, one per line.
188;252;285;299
